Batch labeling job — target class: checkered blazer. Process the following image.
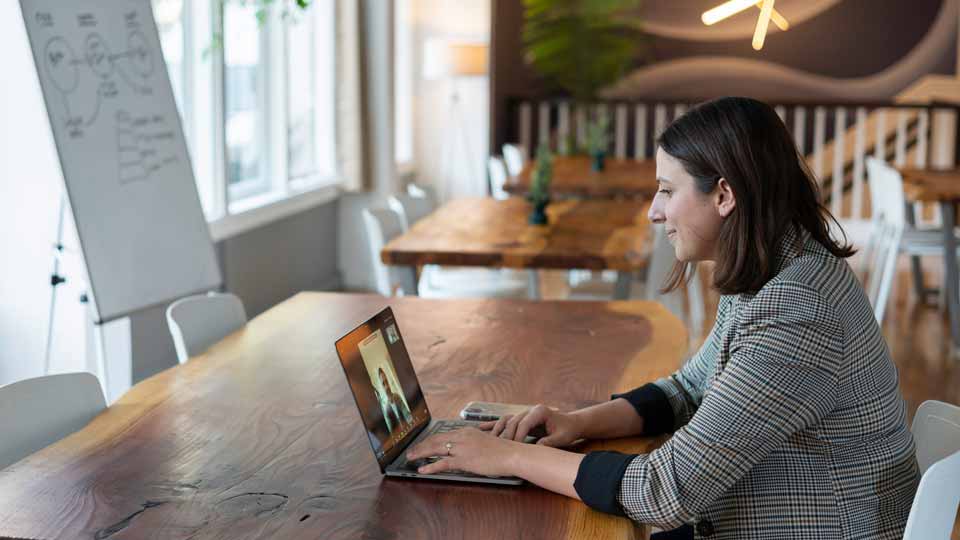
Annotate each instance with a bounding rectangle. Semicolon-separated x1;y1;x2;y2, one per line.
577;226;919;539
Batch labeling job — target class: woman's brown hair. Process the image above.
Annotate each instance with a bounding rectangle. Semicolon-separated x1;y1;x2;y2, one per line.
657;96;855;296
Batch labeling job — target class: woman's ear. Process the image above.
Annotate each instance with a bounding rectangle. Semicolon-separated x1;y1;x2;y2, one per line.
715;178;736;218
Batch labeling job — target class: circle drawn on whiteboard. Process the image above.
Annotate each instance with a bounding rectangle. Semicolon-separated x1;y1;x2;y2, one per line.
44;37;79;93
85;33;114;79
127;31;154;78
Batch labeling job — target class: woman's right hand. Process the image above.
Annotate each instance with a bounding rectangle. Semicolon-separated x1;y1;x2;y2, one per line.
480;404;583;447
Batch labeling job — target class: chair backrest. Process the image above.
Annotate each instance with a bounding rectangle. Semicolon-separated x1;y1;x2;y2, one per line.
362;207;418;297
864;158;906;323
166;292;248;364
640;226;706;341
866;157;907;228
388;193;436;232
487;156;510;200
0;373;106;470
502;143;526;176
902;400;960;540
912;400;960;474
643;225;678;302
406;182;438;206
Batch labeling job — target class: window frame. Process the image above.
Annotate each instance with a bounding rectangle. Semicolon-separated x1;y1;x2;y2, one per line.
154;0;341;238
393;0;415;174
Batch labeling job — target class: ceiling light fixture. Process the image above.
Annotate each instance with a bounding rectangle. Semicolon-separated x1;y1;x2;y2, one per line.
702;0;789;50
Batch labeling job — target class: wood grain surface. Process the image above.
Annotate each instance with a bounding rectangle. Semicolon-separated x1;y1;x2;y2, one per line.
381;197;652;271
0;293;686;540
506;156;658;199
900;167;960;202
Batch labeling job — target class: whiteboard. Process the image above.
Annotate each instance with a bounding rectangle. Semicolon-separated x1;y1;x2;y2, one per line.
19;0;221;323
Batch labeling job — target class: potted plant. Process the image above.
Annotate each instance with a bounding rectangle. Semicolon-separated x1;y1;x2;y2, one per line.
522;0;646;101
585;114;610;171
528;142;554;225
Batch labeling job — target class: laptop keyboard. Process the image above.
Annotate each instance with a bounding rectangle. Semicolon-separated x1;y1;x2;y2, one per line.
395;421;483;476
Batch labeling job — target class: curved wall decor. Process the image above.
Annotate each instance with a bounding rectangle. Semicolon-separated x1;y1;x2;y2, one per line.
602;0;957;101
642;0;843;41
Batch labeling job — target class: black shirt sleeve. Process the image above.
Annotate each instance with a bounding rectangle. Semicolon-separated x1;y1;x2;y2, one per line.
612;382;674;436
574;451;635;515
573;383;675;515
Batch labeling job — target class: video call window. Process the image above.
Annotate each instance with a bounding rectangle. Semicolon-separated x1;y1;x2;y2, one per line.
358;329;414;434
335;309;428;462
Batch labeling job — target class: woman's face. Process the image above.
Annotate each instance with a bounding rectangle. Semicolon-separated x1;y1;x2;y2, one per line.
648;148;733;262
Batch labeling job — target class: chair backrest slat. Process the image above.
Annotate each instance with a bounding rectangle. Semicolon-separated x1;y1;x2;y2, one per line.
0;373;106;470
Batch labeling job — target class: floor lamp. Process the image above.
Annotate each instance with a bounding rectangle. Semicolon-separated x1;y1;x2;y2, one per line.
425;40;488;201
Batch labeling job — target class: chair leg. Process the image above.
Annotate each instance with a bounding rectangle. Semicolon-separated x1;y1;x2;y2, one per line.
910;255;927;303
527;269;541;299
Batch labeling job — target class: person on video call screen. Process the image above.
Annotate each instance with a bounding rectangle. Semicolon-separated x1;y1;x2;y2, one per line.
358;329;413;436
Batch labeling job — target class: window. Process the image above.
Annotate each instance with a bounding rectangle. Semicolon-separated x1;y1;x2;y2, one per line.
152;0;338;225
286;2;336;185
224;3;267;199
394;0;414;169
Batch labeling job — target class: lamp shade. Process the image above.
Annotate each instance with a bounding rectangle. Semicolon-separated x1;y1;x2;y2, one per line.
422;39;488;79
449;43;488;76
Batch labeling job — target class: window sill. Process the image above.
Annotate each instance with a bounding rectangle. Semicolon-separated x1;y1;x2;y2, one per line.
208;182;341;242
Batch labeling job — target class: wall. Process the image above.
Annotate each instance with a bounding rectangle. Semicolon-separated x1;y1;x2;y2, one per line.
0;2;341;395
413;0;491;201
0;0;94;388
133;204;341;383
491;0;959;151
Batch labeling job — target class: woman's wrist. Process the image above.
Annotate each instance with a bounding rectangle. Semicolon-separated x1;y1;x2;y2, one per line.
568;398;645;440
503;438;528;476
567;409;591;440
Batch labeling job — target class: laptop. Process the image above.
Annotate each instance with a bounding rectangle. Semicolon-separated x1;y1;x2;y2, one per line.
334;306;524;485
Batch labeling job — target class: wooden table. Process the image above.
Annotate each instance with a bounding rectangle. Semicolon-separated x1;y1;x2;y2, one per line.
506;156;657;199
381;197;652;299
900;167;960;348
0;292;685;540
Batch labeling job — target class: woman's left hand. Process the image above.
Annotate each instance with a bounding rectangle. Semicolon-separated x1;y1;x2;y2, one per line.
406;427;522;477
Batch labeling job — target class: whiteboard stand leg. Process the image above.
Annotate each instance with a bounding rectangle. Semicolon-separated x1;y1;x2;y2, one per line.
43;194;69;375
92;318;111;403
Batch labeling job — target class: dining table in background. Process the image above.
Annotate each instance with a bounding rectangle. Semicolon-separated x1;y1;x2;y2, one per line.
899;167;960;349
0;292;687;540
381;197;653;299
506;156;658;200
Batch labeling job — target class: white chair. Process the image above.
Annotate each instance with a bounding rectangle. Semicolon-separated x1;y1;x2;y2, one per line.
406;182;438;206
166;292;248;364
863;159;907;324
865;158;960;306
487;156;511;200
502;143;527;177
902;400;960;540
363;207;420;296
363;206;529;299
387;194;435;232
0;373;106;470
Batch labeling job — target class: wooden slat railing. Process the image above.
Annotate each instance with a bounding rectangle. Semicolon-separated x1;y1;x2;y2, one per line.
504;97;960;227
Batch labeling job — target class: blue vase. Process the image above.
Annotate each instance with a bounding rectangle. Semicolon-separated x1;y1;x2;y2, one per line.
591;152;606;172
529;200;549;225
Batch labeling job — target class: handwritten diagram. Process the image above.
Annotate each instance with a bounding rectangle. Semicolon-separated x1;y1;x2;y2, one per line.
33;8;177;185
43;30;155;137
116;110;178;184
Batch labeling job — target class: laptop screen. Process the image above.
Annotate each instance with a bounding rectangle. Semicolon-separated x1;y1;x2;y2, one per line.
334;307;430;469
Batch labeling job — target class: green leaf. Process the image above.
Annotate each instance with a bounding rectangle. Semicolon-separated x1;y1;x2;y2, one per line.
523;0;646;100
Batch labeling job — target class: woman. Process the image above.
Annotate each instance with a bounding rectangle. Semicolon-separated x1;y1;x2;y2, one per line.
377;366;412;434
407;97;919;539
